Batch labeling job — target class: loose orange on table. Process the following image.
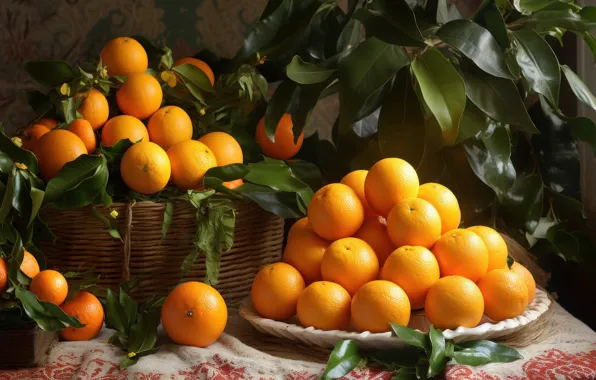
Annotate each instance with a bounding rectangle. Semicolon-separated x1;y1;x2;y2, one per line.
380;246;440;310
307;183;364;241
364;158;419;216
120;141;171;194
21;124;50;152
511;262;536;306
354;216;396;266
101;115;149;147
467;226;508;272
29;270;68;305
255;113;304;160
100;37;148;77
20;250;40;278
68;119;96;153
174;57;216;86
36;130;87;180
167;140;217;190
321;237;379;296
36;118;59;130
417;183;461;234
199;132;244;166
386;198;442;249
340;170;376;216
432;229;489;283
351;280;411;333
0;258;7;294
297;281;351;331
251;263;305;321
425;275;484;330
116;72;163;120
77;88;109;130
283;227;329;284
162;281;227;348
148;106;193;150
477;268;528;322
60;291;104;341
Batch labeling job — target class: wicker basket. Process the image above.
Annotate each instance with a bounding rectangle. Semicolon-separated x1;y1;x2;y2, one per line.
40;200;284;305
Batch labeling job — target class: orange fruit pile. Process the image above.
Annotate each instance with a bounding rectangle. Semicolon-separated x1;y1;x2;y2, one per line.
251;156;537;333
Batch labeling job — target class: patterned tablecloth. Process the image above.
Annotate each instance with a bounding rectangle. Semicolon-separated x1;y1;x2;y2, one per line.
0;302;595;380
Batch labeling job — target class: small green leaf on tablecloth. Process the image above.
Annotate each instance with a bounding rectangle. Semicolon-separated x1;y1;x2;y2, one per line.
322;340;362;380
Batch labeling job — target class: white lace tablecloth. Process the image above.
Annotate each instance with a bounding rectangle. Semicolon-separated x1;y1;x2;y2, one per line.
0;303;595;379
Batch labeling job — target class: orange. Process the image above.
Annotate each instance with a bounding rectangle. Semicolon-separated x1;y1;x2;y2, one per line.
161;281;227;347
76;88;109;130
386;198;442;249
68;119;96;153
511;262;536;306
121;141;171;194
20;250;40;278
340;170;376;216
432;229;489;282
425;276;484;329
353;216;396;266
283;227;328;284
297;281;351;331
251;263;305;321
36;130;87;180
100;37;148;76
380;246;440;310
477;268;528;322
174;57;215;86
223;179;243;189
307;183;364;241
116;72;163;120
36;118;59;130
29;270;68;305
255;113;304;160
199;132;244;166
0;258;7;294
167;140;217;190
148;106;193;150
101;115;149;147
467;226;508;272
60;291;104;341
417;183;461;234
351;280;411;333
364;158;419;216
21;124;50;152
287;217;312;242
321;237;379;296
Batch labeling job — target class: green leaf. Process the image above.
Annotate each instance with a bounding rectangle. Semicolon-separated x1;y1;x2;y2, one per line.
546;222;583;262
24;61;76;87
15;287;84;331
391;323;430;353
373;0;425;43
428;325;446;377
568;116;596;151
437;20;512;79
286;160;323;191
49;164;109;209
378;68;425;168
28;187;44;226
501;172;544;233
291;82;329;141
101;139;135;164
90;206;121;240
0;130;39;174
128;310;160;353
456;102;490;143
462;69;538;133
162;201;173;239
119;356;138;370
172;63;214;92
526;9;595;32
513;29;560;106
322;340;361;380
561;65;596;112
45;155;106;203
453;340;523;366
119;289;138;331
61;97;83;124
368;346;420;370
353;9;425;46
7;234;24;284
514;0;554;13
338;38;410;134
579;32;596;63
265;80;298;141
412;47;466;145
25;90;53;115
0;173;15;224
12;171;32;222
464;123;517;201
238;183;305;218
482;4;510;49
106;289;127;334
286;56;336;84
437;0;463;24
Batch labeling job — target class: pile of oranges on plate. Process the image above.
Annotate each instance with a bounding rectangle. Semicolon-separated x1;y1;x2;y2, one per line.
251;157;537;332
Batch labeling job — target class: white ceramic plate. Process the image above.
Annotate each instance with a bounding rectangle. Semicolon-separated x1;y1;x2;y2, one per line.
239;288;551;349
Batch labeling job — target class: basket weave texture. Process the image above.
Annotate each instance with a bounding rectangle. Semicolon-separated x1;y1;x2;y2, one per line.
40;200;284;305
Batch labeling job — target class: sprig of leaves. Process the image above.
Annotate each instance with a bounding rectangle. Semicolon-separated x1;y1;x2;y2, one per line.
322;324;523;379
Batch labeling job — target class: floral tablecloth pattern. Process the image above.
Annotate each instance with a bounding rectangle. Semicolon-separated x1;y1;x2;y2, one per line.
0;303;595;379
